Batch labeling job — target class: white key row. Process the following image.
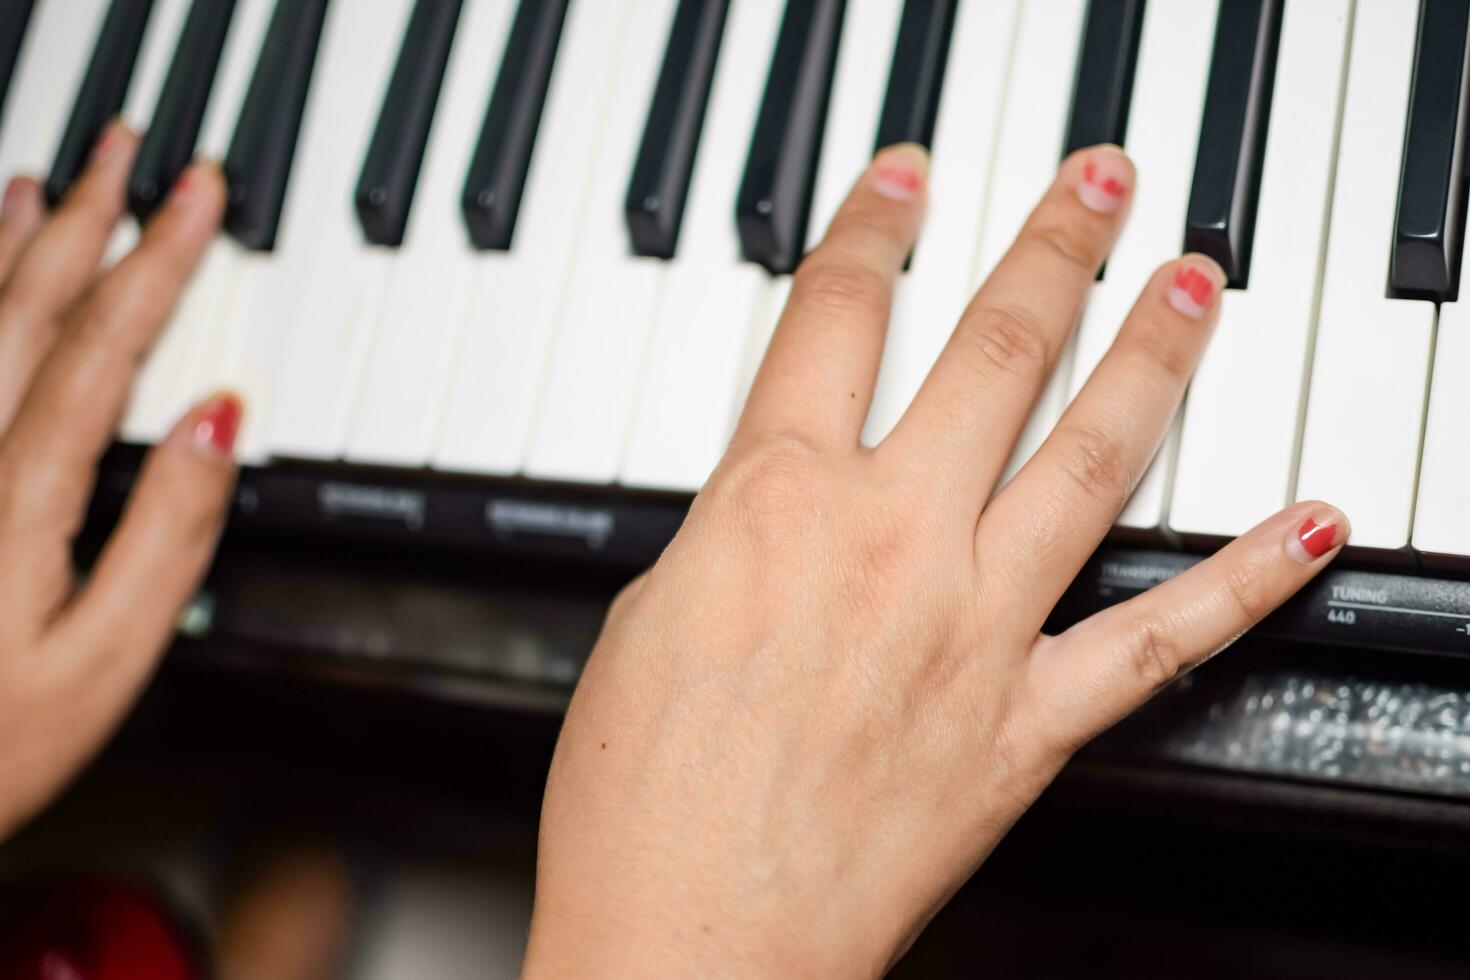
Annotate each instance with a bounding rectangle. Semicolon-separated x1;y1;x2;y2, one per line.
3;0;1468;557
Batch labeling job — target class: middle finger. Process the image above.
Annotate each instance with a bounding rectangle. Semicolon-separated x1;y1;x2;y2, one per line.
880;145;1133;508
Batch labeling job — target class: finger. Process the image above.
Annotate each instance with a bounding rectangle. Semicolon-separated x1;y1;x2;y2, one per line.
48;392;239;666
1027;501;1350;749
735;143;928;449
881;145;1133;506
9;395;240;836
0;161;224;545
0;176;47;285
0;122;139;432
977;255;1227;630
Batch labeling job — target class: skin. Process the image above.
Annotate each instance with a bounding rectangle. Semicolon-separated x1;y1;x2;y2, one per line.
0;128;1347;974
522;144;1348;978
0;123;237;839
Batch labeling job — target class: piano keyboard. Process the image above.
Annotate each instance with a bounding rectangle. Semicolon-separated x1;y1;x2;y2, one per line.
4;0;1470;569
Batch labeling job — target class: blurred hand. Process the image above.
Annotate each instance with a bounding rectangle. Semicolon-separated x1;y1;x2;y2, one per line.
0;121;239;839
526;143;1349;978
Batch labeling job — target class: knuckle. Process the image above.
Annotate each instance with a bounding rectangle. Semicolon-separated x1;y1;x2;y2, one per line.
0;444;79;535
143;466;228;545
791;253;890;320
827;205;899;250
1050;423;1132;510
723;431;823;524
72;273;171;355
1222;556;1271;623
1125;322;1196;386
954;304;1052;387
1021;217;1096;275
1124;616;1183;691
58;176;125;225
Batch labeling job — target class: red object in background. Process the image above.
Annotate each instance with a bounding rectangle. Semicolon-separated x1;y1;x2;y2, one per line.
0;879;201;980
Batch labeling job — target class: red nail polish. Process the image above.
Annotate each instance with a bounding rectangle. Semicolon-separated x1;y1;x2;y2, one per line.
1174;266;1215;306
1082;160;1127;198
171;168;198;200
1296;517;1340;560
872;164;923;201
192;395;241;455
1077;156;1130;213
1167;264;1218;318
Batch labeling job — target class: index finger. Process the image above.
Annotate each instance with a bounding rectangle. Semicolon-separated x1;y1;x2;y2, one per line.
734;143;929;451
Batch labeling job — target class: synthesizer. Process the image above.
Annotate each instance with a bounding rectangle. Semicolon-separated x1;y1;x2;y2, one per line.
4;0;1470;671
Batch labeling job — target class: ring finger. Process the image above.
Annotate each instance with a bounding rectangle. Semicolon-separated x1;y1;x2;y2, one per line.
977;254;1227;629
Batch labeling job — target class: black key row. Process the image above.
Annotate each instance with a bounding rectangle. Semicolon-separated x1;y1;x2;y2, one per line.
8;0;1468;304
1391;0;1470;302
129;0;236;222
356;0;463;247
46;0;154;207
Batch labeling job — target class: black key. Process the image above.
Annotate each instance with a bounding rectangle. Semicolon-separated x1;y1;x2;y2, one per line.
128;0;237;222
1063;0;1146;156
222;0;329;251
625;0;729;259
736;0;846;275
1390;0;1470;301
0;0;36;137
874;0;958;152
461;0;570;251
1184;0;1282;288
45;0;156;206
356;0;463;247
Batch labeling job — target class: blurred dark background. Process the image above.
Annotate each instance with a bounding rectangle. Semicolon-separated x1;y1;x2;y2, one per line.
4;534;1469;979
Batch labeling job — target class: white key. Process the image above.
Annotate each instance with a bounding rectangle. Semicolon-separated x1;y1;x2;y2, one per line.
804;0;905;251
976;0;1087;483
620;0;785;492
276;0;484;462
1415;300;1470;557
1407;22;1470;557
121;0;275;443
1067;0;1219;530
1170;0;1352;539
199;3;419;462
522;0;678;484
0;0;109;180
434;1;634;474
738;277;792;408
1296;0;1430;551
864;0;1021;444
121;0;192;131
621;265;768;489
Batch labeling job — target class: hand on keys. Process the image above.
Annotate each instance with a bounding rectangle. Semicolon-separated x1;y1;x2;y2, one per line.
525;143;1350;978
0;122;239;839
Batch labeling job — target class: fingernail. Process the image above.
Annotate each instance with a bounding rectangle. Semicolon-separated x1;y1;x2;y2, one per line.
1167;259;1225;319
870;143;929;202
1076;146;1132;213
192;393;243;457
1287;509;1350;564
170;165;200;203
90;120;129;166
